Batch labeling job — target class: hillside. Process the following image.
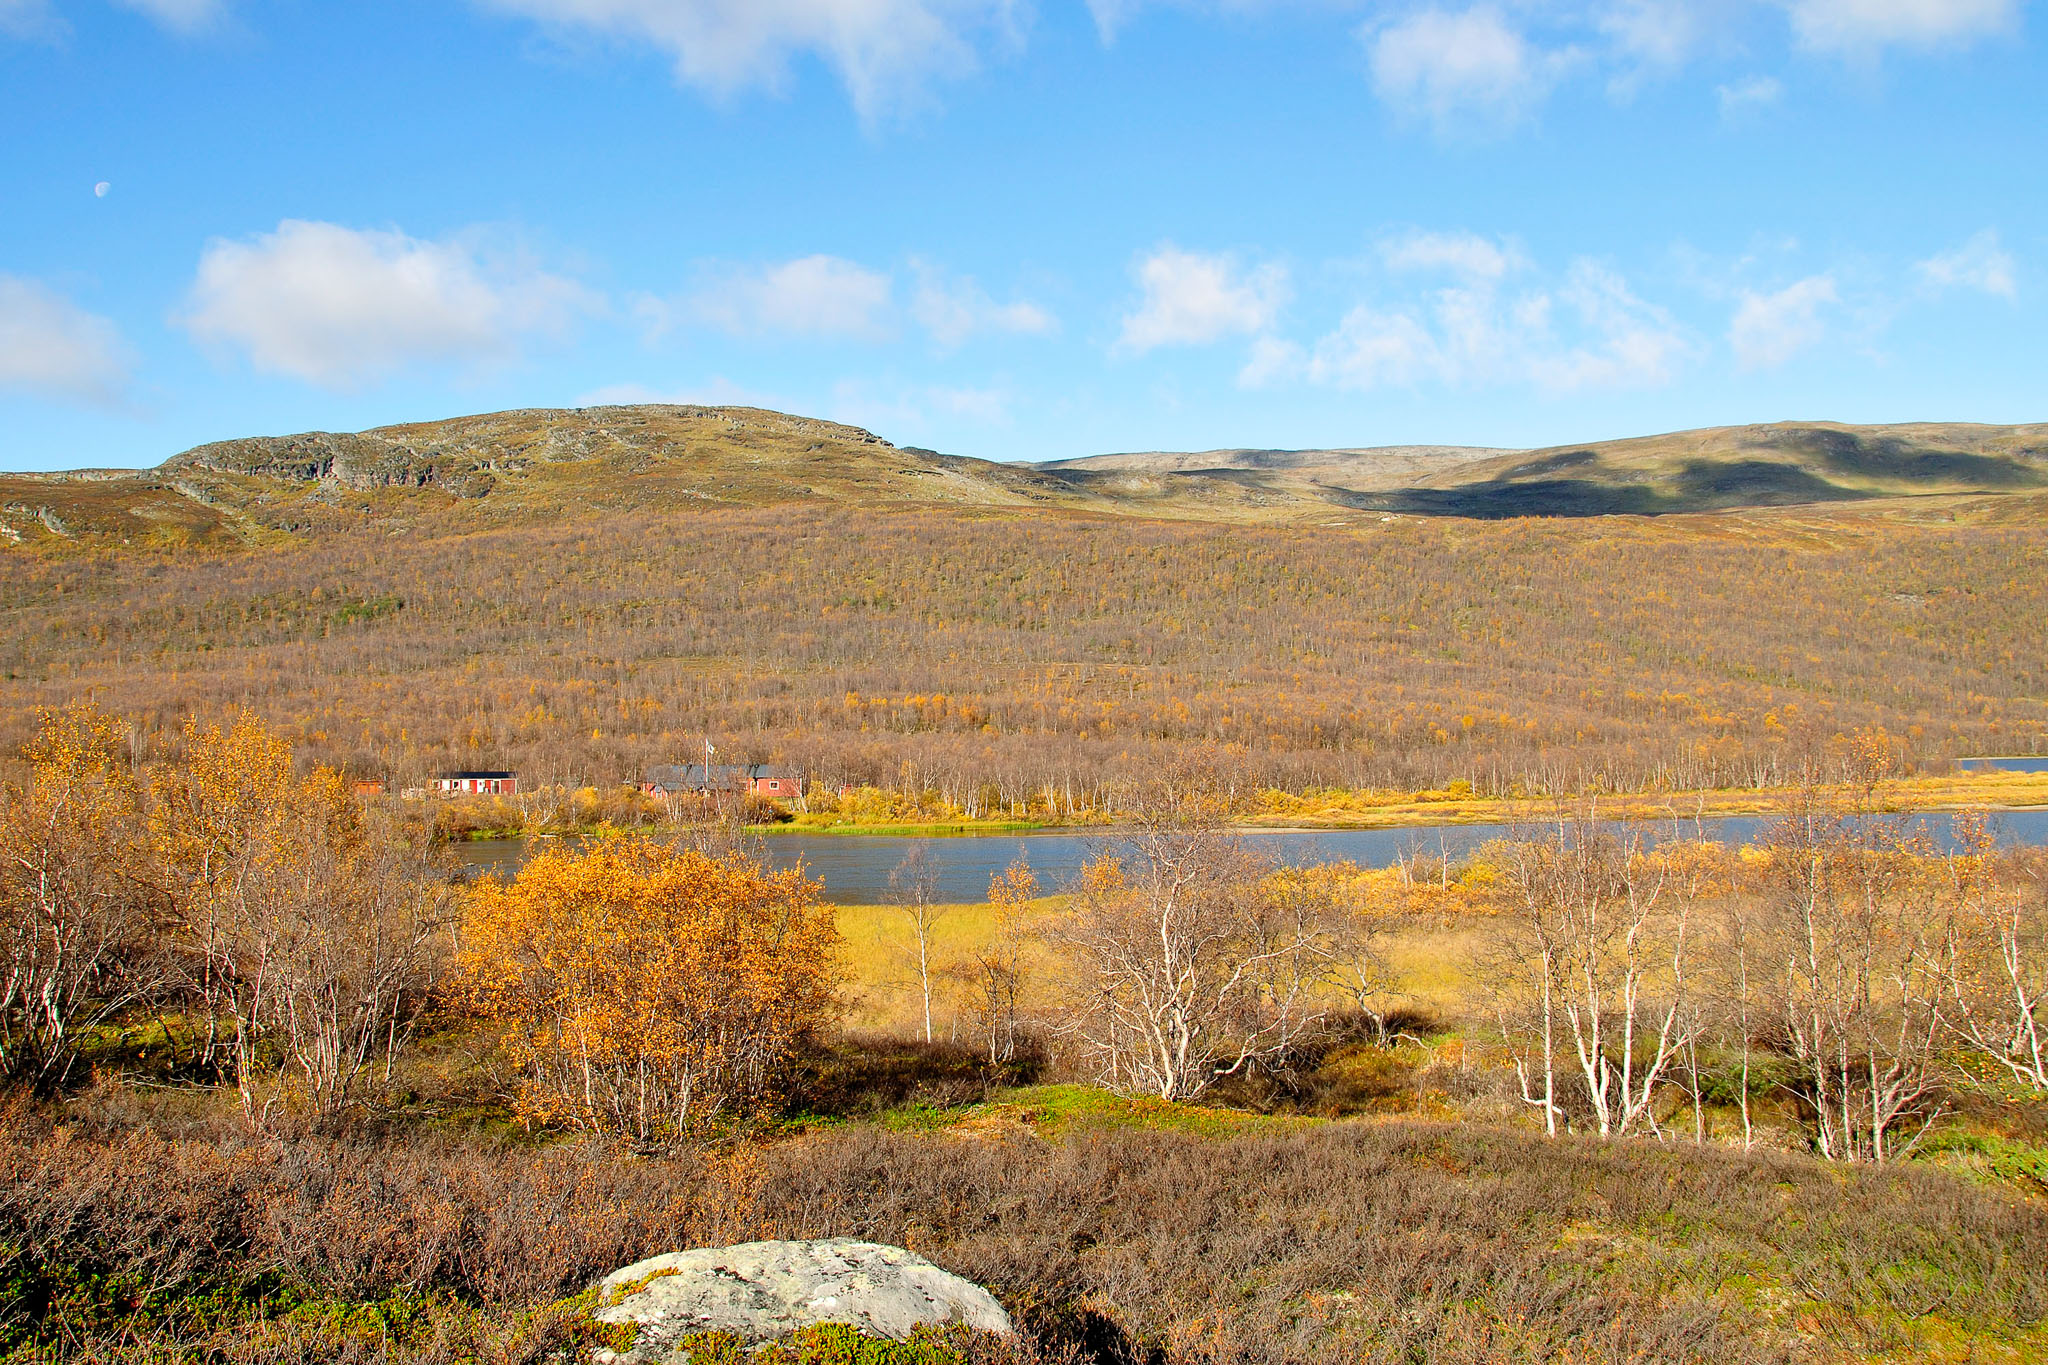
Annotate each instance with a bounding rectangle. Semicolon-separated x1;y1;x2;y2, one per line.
1;490;2043;798
4;408;2045;551
0;406;1059;549
1054;421;2048;518
2;405;1379;550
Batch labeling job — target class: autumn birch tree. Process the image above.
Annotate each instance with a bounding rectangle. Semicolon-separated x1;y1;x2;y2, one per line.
0;705;164;1092
1943;818;2045;1090
1049;817;1331;1102
967;854;1035;1067
153;713;449;1126
1758;799;1951;1162
457;835;837;1142
887;843;947;1044
1496;816;1699;1140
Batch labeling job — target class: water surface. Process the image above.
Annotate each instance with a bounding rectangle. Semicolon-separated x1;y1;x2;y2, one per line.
456;808;2048;905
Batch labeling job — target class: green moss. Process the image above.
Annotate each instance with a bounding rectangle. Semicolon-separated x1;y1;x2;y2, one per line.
1921;1132;2048;1198
653;1325;982;1365
670;1330;750;1365
603;1266;681;1308
769;1323;978;1365
962;1083;1319;1139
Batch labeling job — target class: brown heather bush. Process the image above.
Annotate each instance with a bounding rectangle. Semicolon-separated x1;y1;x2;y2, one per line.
3;1109;2043;1365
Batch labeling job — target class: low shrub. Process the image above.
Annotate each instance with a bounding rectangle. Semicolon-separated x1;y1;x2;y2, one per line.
3;1109;2043;1364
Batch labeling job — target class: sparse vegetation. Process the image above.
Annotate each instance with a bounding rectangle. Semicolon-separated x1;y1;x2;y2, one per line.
1;1107;2043;1365
3;411;2047;1361
2;496;2045;811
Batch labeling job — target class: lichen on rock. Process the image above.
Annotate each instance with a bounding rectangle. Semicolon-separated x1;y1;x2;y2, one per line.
588;1239;1011;1363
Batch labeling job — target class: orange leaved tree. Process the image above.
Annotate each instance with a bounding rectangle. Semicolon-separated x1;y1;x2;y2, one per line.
0;704;164;1092
456;835;837;1142
153;712;452;1127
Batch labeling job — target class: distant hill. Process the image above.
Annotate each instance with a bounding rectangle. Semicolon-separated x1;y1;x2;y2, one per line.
1057;423;2048;518
0;406;1073;549
1044;444;1516;478
1;408;2043;550
165;406;996;504
1364;422;2048;518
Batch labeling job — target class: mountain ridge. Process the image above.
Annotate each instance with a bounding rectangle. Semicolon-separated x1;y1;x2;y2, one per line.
2;407;2043;550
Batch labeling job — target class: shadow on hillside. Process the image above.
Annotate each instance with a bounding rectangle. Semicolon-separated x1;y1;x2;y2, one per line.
1349;458;1865;518
1762;427;2047;487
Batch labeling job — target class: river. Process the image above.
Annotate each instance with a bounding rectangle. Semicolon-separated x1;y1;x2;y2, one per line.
454;808;2048;905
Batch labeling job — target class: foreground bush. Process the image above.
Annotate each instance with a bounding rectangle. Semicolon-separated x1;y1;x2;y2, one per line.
1;1112;2041;1364
456;836;838;1142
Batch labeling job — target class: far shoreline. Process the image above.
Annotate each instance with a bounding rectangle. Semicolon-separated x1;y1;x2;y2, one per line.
442;771;2048;843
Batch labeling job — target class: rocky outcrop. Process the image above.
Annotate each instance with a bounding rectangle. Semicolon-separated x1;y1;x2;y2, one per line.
589;1238;1011;1360
159;405;898;502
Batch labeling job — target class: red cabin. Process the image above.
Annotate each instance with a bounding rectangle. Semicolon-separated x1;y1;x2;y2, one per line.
433;770;517;796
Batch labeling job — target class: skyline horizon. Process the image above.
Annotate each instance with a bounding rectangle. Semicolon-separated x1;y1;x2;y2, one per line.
15;401;2048;478
5;1;2042;473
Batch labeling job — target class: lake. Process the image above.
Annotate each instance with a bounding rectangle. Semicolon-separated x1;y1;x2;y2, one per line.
455;808;2048;904
1960;757;2048;774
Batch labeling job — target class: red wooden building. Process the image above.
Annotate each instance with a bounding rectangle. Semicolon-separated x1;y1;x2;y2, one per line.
433;770;518;796
642;764;801;800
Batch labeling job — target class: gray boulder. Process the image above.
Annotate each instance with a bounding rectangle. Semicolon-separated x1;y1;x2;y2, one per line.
590;1238;1013;1360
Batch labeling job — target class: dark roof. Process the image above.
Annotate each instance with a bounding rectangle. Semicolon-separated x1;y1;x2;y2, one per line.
645;763;798;790
439;770;515;779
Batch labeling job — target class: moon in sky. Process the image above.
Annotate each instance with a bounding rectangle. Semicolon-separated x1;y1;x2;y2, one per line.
94;182;110;198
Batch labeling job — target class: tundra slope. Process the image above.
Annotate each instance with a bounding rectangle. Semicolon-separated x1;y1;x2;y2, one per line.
1;407;2044;549
1050;420;2048;518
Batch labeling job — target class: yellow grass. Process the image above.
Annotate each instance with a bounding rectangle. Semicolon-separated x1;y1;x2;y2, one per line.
1238;771;2048;831
833;891;1496;1035
833;896;1061;1034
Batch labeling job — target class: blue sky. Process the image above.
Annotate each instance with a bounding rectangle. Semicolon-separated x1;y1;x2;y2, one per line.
1;0;2041;470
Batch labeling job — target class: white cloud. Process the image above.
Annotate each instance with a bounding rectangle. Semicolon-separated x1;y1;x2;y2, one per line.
478;0;1019;122
1366;7;1572;132
1382;229;1524;280
1237;334;1306;388
1729;274;1837;369
1782;0;2019;52
2;0;225;35
1716;74;1783;116
0;274;134;407
181;219;593;388
1916;230;2017;299
1118;245;1288;353
1084;0;1138;40
1598;0;1707;67
686;255;894;339
0;0;56;37
1530;261;1692;388
827;378;1013;435
1307;307;1445;389
113;0;225;31
910;261;1055;346
1285;247;1688;393
575;376;786;408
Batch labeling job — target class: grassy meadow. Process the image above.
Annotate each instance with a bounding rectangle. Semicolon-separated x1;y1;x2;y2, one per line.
833;892;1496;1036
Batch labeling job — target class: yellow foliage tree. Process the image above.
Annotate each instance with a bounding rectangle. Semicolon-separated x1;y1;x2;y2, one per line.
967;855;1037;1066
456;835;837;1141
154;712;449;1126
0;704;162;1090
